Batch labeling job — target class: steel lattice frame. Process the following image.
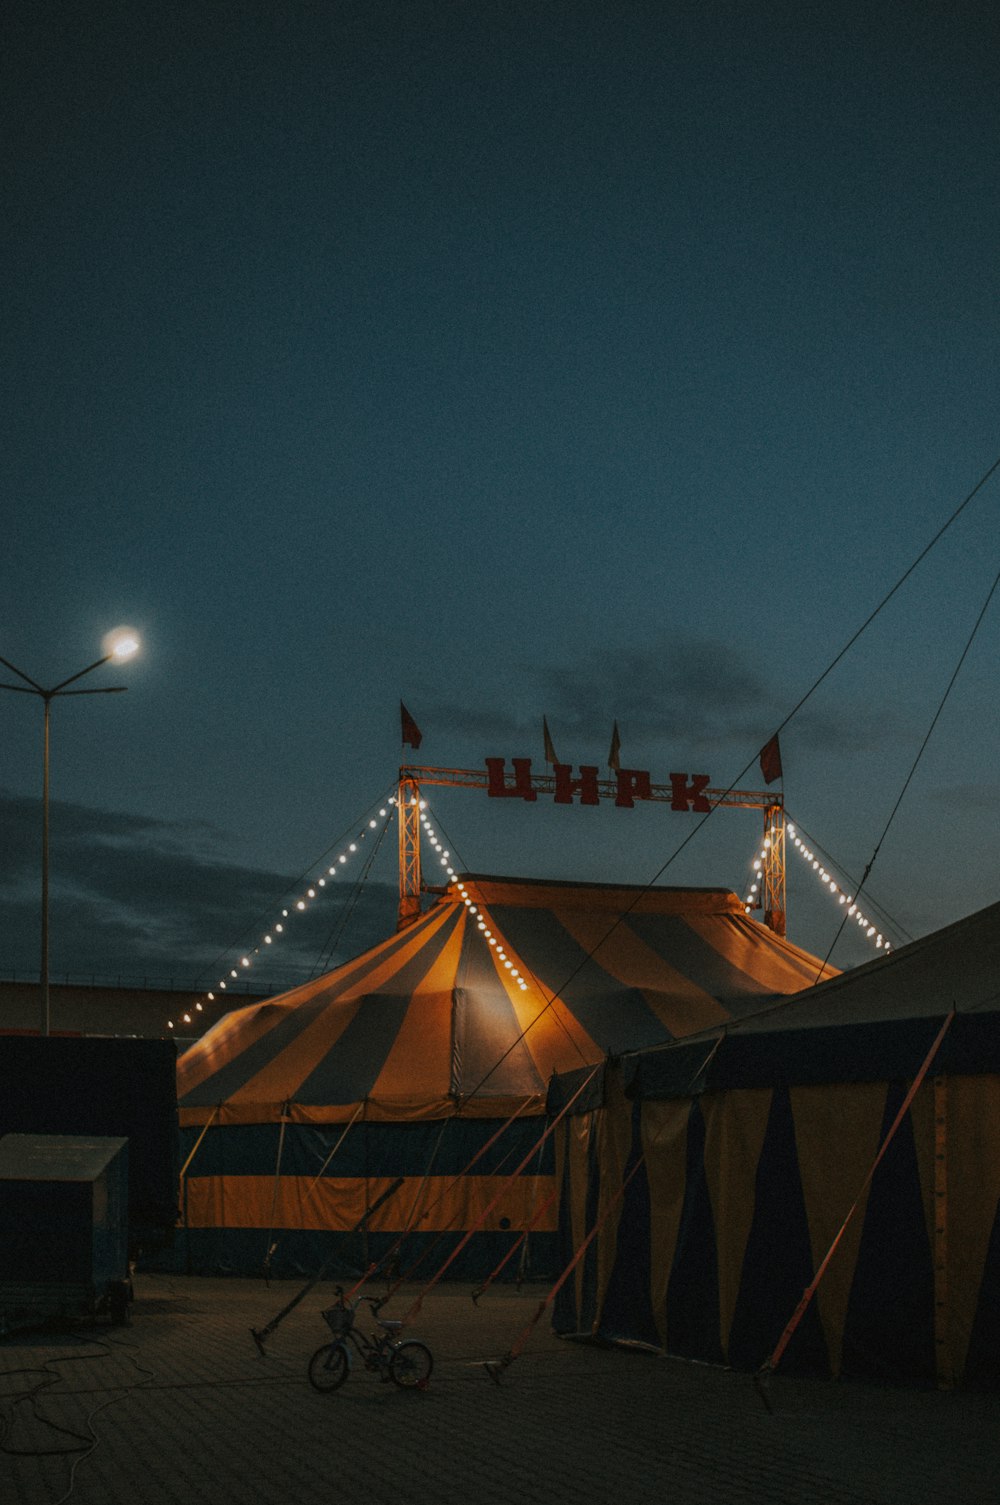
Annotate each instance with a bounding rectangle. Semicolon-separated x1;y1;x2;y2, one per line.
396;775;422;929
396;766;786;936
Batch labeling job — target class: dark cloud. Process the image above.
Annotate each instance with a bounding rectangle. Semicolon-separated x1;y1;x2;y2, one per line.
923;781;1000;812
0;790;398;988
414;634;907;761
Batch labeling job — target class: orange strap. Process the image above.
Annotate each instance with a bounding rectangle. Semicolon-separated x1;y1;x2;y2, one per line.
763;1008;956;1377
472;1187;558;1302
345;1097;539;1302
404;1062;603;1324
486;1154;647;1382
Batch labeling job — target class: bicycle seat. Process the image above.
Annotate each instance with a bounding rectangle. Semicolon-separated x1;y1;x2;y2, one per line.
378;1318;404;1333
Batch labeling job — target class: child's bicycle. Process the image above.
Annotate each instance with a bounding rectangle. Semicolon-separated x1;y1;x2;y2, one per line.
307;1287;433;1393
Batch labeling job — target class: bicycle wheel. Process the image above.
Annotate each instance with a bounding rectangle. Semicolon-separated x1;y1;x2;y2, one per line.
308;1341;350;1393
389;1341;433;1389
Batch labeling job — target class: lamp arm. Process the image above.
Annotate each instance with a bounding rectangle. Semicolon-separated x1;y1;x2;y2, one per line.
48;655;114;694
0;654;44;691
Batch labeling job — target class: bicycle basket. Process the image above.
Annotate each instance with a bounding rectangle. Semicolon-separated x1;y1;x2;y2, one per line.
322;1305;354;1336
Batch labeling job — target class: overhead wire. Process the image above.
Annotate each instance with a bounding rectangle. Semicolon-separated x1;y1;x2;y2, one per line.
782;812;911;943
193;778;399;994
478;464;1000;1374
454;451;1000;1094
307;810;394;978
230;456;1000;1330
813;557;1000;976
416;801;604;1067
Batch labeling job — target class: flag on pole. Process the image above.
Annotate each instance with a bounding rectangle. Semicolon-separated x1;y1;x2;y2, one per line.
400;702;422;750
759;733;783;785
608;720;621;772
543;716;558;766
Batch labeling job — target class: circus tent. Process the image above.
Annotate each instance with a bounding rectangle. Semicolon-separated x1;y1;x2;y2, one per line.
548;898;1000;1387
173;873;836;1279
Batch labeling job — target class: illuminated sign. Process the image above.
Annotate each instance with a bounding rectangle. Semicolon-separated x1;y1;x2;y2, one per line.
484;758;712;811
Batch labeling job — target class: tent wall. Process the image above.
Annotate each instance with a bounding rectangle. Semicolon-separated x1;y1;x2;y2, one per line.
552;1054;1000;1387
176;1112;558;1280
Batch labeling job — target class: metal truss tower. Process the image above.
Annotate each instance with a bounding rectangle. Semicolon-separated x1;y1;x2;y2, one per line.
396;774;422;929
397;765;786;937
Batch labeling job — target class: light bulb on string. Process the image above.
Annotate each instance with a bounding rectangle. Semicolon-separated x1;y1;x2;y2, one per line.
168;795;394;1030
788;829;891;954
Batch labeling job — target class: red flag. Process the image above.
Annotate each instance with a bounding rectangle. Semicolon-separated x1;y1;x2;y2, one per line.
608;720;621;772
543;716;558;766
759;733;782;785
400;702;422;750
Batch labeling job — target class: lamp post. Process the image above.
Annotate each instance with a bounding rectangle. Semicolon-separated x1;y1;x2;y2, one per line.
0;630;140;1035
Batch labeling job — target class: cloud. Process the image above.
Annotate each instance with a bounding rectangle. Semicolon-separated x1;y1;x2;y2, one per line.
412;633;903;761
0;790;398;988
923;780;1000;812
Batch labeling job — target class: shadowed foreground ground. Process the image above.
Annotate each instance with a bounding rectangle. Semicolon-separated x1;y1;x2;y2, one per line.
2;1275;999;1505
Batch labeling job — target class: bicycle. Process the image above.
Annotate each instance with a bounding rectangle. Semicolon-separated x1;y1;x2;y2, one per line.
307;1287;433;1393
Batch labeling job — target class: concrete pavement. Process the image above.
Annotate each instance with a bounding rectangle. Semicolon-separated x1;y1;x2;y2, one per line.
2;1274;999;1505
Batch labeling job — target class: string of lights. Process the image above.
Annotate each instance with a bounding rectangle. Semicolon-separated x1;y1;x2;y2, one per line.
785;813;910;944
453;883;531;991
420;802;629;1076
416;798;458;885
170;785;895;1037
415;802;533;994
308;814;394;979
741;823;892;953
166;799;397;1031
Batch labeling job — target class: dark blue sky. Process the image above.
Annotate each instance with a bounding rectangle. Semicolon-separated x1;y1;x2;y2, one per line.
3;2;998;1001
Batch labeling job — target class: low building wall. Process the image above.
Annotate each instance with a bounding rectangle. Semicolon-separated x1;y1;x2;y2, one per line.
0;980;271;1043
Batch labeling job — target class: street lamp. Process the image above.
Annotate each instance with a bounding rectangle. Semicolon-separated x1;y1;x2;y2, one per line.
0;629;140;1035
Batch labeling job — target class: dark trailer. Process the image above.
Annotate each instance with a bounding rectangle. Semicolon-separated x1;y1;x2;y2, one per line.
0;1133;131;1332
0;1035;179;1257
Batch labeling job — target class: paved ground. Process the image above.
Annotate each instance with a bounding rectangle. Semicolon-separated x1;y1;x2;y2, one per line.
2;1273;999;1505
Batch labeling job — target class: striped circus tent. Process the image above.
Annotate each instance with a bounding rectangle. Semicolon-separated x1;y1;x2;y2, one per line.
173;874;835;1279
548;899;1000;1387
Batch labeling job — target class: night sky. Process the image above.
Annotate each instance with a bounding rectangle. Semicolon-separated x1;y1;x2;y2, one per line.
3;2;998;1007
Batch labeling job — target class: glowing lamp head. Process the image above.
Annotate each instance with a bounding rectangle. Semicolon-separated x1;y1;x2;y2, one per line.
104;626;141;662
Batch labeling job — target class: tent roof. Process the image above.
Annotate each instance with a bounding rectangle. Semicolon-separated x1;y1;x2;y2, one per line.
716;896;1000;1033
549;898;1000;1107
177;873;837;1125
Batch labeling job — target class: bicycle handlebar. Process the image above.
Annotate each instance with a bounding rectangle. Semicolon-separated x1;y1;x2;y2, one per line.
331;1286;386;1315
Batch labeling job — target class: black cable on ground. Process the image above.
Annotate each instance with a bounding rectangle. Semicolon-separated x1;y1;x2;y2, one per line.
0;1334;156;1505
